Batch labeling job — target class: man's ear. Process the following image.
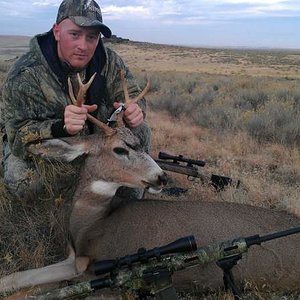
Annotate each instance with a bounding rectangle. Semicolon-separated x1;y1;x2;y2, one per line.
52;23;60;41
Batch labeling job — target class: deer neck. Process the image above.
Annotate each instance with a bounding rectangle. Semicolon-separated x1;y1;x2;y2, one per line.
70;169;122;254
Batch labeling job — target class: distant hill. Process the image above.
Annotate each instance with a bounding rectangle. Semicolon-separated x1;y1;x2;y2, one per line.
0;35;31;60
1;35;299;79
0;35;31;47
0;34;136;60
0;34;132;47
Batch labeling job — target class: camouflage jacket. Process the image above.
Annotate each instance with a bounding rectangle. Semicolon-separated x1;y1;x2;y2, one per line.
1;31;146;159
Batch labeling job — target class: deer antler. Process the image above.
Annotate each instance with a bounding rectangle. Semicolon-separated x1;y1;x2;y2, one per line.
115;70;150;127
120;70;150;106
67;71;150;132
68;73;115;136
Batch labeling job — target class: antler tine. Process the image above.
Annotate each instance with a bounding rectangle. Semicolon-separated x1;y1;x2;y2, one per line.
120;70;130;104
68;77;77;105
67;72;116;137
120;70;150;106
131;79;150;103
115;70;150;128
76;72;97;107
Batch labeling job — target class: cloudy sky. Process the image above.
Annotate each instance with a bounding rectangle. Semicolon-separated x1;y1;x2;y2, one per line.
1;0;300;49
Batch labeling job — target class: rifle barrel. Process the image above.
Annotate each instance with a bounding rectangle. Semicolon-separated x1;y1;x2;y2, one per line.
164;226;300;272
246;226;300;247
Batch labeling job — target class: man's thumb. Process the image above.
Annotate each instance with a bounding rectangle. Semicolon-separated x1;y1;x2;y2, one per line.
86;104;98;112
113;102;121;109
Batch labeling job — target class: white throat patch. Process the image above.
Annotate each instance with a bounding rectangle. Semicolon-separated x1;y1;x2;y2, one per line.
90;180;121;197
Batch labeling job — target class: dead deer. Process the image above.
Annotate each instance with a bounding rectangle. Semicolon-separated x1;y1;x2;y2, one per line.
0;72;299;297
0;71;166;294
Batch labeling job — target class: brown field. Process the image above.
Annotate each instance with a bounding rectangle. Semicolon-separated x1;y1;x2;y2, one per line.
0;35;299;299
106;41;300;78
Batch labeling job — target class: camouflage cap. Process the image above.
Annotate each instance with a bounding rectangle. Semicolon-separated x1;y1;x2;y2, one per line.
56;0;112;38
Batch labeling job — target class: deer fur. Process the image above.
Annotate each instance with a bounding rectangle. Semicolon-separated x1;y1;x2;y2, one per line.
0;126;168;294
0;127;299;297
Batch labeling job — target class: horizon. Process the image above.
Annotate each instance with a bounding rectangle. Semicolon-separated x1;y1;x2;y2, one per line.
1;1;300;50
1;34;300;52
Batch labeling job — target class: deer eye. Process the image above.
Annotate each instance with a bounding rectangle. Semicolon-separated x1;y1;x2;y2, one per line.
113;147;129;156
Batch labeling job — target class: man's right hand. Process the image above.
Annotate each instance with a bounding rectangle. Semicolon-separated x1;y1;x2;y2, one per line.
64;104;97;135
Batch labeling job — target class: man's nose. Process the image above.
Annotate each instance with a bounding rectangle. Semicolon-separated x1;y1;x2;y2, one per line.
77;37;88;50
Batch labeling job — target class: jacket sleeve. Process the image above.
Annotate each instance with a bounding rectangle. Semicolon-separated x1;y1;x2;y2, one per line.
1;69;67;159
103;48;147;113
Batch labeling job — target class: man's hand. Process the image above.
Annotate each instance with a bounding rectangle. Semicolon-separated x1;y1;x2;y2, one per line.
113;102;144;128
64;104;97;135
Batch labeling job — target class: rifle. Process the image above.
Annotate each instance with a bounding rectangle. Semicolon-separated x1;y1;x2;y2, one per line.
155;152;241;191
32;226;300;300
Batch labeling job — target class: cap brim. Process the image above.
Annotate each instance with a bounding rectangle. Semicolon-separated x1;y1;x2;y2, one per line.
69;16;112;38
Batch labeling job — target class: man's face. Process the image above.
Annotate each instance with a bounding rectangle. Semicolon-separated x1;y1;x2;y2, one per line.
53;19;100;69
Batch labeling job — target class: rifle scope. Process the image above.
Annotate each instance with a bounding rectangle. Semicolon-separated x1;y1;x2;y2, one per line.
92;235;197;276
158;152;206;167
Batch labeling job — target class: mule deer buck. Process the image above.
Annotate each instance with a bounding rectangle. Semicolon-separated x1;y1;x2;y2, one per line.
0;72;299;298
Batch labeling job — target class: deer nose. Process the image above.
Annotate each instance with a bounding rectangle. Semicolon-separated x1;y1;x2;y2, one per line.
159;172;168;186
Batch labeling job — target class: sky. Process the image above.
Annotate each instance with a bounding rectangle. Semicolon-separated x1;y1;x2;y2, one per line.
1;0;300;49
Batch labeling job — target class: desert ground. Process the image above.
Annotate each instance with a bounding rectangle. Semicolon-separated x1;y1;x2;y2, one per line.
0;35;299;299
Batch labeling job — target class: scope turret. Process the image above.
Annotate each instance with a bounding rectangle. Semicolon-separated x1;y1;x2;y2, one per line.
92;235;197;276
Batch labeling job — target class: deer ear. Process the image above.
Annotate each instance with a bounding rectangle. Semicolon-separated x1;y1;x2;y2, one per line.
27;139;88;162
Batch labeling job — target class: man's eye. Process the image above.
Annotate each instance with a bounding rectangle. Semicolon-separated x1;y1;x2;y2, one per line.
88;35;98;41
70;32;79;38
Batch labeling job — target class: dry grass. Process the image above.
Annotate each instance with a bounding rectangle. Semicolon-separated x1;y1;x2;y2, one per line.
0;37;299;299
105;41;300;78
147;111;300;216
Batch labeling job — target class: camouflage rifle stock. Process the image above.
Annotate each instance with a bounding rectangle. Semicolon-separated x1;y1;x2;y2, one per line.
155;152;241;191
32;226;300;300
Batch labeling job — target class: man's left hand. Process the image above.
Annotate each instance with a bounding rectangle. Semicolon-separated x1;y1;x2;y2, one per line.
113;102;144;128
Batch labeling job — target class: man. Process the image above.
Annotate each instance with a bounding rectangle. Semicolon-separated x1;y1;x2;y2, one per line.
1;0;150;202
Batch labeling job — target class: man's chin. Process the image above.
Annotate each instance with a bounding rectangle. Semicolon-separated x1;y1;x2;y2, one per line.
69;59;90;70
70;63;88;70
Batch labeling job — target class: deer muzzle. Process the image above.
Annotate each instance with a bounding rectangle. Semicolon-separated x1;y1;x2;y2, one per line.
143;171;168;194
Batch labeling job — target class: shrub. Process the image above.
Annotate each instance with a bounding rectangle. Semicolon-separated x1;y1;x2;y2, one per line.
0;61;10;73
149;92;183;118
179;79;197;94
137;74;161;93
292;90;300;112
245;102;300;145
275;89;293;102
146;71;300;147
233;89;268;111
